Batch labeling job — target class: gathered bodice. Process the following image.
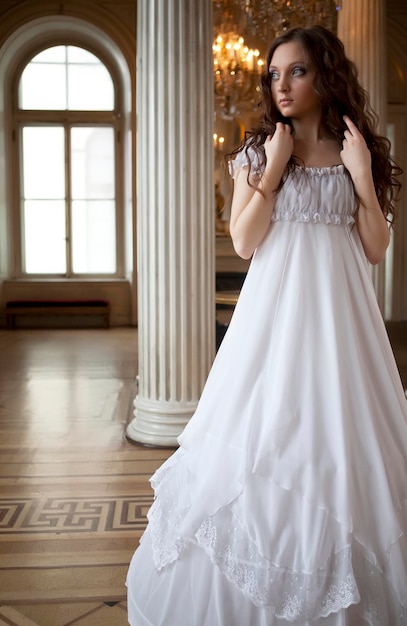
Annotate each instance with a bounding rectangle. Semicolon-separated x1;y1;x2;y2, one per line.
273;165;356;225
230;149;356;226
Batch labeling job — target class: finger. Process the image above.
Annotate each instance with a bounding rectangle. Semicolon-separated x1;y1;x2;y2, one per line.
343;115;359;135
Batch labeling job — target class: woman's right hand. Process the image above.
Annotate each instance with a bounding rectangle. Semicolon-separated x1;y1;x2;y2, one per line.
229;125;293;259
229;124;293;260
264;122;294;173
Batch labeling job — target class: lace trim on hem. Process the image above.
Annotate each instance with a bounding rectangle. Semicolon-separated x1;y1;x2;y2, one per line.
148;462;186;572
149;495;407;625
147;456;407;625
194;516;359;621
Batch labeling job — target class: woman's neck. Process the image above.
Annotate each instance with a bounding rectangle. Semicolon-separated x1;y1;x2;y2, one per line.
290;120;342;168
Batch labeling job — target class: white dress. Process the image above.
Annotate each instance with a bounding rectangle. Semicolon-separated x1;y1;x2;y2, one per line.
126;160;407;626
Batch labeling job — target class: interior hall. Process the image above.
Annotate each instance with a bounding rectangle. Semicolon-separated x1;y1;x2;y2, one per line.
0;1;406;625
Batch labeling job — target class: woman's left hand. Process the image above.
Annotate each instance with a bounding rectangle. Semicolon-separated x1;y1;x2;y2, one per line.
340;116;372;181
340;116;390;265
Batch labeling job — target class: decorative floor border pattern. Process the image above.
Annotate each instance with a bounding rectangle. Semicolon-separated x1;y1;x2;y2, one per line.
0;495;153;534
0;601;129;626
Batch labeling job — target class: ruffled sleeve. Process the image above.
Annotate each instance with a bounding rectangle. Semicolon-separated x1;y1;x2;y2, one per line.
228;145;265;179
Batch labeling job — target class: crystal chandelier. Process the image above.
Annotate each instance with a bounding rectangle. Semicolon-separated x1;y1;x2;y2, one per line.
241;0;340;44
213;1;340;52
213;32;264;115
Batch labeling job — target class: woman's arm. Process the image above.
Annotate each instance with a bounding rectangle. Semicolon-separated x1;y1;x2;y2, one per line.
353;176;390;265
230;123;293;259
340;116;390;265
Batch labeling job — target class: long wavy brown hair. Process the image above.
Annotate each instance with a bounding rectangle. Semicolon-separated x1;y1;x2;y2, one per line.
227;25;401;223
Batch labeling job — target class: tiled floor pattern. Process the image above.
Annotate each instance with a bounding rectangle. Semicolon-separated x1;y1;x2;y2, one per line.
0;323;405;625
0;328;173;625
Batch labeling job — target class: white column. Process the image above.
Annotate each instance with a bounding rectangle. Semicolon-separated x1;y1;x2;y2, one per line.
338;0;386;134
338;0;387;311
126;0;215;446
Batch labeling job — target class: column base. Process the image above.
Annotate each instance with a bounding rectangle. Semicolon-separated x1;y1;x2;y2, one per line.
126;396;197;447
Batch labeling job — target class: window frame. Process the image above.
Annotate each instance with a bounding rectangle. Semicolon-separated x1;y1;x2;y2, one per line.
12;41;125;279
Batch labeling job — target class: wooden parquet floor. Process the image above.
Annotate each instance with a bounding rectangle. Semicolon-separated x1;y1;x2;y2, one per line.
0;328;173;626
0;324;405;626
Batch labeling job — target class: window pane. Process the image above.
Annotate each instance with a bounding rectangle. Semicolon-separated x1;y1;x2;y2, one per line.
19;45;114;111
31;46;66;63
22;127;65;199
68;47;101;64
72;200;116;273
71;127;114;199
71;127;116;273
22;127;66;274
68;64;114;110
23;200;66;274
20;64;67;109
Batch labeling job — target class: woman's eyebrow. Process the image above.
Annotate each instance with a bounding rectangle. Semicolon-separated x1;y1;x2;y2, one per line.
269;60;306;70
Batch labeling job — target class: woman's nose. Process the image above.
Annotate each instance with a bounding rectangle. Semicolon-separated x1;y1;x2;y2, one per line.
278;77;289;91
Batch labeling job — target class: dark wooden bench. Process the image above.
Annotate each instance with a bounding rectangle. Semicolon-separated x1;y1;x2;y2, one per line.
5;299;110;329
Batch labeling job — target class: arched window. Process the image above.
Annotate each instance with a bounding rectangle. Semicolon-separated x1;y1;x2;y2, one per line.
15;44;122;276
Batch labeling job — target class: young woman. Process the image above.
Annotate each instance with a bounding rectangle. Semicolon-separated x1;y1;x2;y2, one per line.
127;25;406;625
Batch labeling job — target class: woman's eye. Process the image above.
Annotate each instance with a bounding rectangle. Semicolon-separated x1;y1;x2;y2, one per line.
292;66;306;76
270;70;279;80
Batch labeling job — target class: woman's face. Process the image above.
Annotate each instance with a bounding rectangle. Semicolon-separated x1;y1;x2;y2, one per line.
269;40;321;120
